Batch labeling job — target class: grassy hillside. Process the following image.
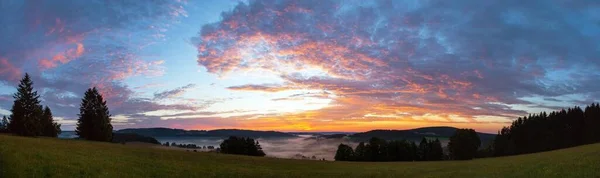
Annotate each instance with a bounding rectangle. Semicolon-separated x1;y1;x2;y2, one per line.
1;134;599;178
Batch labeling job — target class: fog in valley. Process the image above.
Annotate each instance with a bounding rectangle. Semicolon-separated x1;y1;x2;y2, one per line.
156;135;358;161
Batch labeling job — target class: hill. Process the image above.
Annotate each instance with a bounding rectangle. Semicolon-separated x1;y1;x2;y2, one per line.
350;126;496;143
0;134;598;177
115;128;297;138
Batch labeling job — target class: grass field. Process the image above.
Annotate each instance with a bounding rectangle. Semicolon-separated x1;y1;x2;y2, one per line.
1;134;599;178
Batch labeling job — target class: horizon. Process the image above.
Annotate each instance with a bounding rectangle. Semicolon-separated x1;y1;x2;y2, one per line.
2;0;600;134
60;126;500;135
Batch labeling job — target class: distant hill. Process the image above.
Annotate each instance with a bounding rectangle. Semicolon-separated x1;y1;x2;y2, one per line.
349;126;496;144
116;128;297;138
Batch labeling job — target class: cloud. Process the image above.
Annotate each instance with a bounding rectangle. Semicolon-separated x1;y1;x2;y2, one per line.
191;0;600;131
227;84;298;92
154;84;197;100
0;58;22;82
0;0;187;129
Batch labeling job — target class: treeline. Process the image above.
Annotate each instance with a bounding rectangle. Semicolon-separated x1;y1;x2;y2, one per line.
335;129;481;162
335;137;444;162
219;136;266;157
494;103;600;156
163;142;216;149
1;74;114;143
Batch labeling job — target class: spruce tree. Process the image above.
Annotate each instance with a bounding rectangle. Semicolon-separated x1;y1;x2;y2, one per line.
418;138;429;161
0;116;8;132
40;106;61;137
76;88;113;142
8;73;44;136
431;139;444;161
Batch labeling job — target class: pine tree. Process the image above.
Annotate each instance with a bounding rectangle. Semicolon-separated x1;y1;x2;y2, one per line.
8;73;44;136
0;116;8;132
40;106;61;137
418;138;429;161
430;139;444;161
76;88;113;142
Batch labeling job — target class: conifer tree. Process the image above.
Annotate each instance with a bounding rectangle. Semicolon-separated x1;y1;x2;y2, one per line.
430;139;444;161
40;106;61;137
418;138;429;161
8;74;43;136
354;142;366;161
0;116;8;132
76;88;113;142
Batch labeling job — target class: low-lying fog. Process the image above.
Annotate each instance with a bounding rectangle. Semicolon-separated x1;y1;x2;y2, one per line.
156;135;358;161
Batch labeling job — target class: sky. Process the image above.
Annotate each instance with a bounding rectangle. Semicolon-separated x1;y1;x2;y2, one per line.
1;0;599;133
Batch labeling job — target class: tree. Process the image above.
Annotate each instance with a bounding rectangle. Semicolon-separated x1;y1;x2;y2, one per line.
219;136;265;156
353;142;366;161
493;103;600;157
8;73;44;136
430;139;444;161
40;106;61;137
334;144;354;161
418;138;430;161
448;128;481;160
0;116;8;132
584;103;600;143
76;88;113;142
365;137;387;161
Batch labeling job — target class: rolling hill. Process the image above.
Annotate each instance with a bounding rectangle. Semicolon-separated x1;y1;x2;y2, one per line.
348;126;496;144
1;134;598;178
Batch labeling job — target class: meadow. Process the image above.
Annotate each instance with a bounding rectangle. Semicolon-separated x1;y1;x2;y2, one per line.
1;134;599;178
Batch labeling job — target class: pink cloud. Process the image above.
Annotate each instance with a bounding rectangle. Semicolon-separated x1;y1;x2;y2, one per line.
0;58;22;82
38;41;85;70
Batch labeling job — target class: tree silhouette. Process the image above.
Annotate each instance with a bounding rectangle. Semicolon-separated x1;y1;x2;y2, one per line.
428;139;444;161
0;116;8;132
8;74;44;136
354;142;366;161
334;143;354;161
418;138;430;161
76;88;113;142
448;129;481;160
493;103;600;156
334;137;446;162
584;103;600;144
40;106;61;137
219;136;265;156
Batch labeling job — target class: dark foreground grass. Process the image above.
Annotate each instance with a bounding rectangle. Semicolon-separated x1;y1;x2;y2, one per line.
1;135;599;178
